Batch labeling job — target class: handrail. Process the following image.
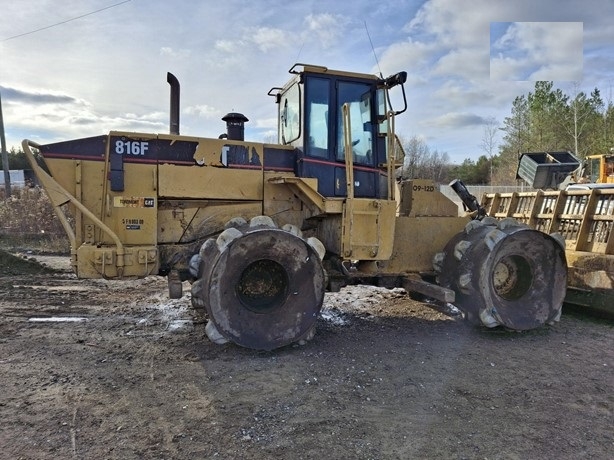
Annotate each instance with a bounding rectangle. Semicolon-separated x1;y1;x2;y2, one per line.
386;111;397;201
342;103;355;200
21;139;127;275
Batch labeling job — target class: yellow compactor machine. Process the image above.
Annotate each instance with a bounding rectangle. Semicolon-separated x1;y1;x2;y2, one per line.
23;64;567;350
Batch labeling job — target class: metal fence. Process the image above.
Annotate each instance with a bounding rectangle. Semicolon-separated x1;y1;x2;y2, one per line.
438;184;533;215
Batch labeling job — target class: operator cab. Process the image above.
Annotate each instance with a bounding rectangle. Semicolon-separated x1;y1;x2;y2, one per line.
586;154;614;184
270;64;406;199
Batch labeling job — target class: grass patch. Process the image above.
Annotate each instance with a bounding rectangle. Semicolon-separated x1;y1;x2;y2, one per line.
0;187;70;254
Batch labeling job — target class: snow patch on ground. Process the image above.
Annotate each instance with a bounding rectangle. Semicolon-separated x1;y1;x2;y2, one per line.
320;286;407;326
29;317;87;323
133;288;194;334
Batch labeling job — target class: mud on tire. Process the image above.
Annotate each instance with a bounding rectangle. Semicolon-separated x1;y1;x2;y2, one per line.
434;217;567;330
190;216;326;350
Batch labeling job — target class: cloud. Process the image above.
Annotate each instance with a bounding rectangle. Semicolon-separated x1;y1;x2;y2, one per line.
376;39;438;78
529;63;583;81
252;116;278;130
5;93;166;144
490;55;532;81
490;22;583;81
184;104;222;120
434;82;496;107
429;112;488;129
433;48;489;80
0;86;78;105
208;26;289;61
248;27;287;52
214;39;240;54
394;0;499;84
302;13;349;49
405;0;495;48
160;47;191;59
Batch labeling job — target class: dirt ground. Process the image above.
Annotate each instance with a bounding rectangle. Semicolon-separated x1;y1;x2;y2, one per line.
0;252;612;460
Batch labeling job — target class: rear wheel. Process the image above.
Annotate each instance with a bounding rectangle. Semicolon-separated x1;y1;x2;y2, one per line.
434;217;567;330
190;216;326;350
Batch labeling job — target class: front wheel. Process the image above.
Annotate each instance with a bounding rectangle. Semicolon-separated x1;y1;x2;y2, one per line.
434;217;567;330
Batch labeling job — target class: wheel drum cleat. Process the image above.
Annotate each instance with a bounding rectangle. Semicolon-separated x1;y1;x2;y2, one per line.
435;218;567;330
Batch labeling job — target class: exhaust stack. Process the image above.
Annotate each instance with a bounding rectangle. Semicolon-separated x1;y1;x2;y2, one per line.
167;72;180;135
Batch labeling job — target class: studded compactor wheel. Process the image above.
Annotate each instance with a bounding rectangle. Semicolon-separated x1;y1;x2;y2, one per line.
433;217;567;331
189;216;326;351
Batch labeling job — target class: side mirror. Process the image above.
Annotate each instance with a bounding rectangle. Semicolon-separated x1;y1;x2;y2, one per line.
385;72;407;88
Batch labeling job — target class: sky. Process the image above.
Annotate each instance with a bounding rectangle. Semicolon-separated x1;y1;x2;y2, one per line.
1;0;613;164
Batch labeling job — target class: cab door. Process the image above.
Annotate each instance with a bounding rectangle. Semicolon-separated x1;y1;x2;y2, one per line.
298;75;382;199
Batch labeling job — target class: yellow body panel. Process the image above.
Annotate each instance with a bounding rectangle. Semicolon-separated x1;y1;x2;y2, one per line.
75;244;158;278
398;179;459;217
341;199;397;260
263;172;305;230
44;158;80;197
105;162;158;246
381;216;467;273
158;164;263;200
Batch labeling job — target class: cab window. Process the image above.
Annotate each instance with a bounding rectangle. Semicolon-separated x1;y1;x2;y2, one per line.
279;83;300;144
305;77;330;158
336;81;374;166
589;157;600;183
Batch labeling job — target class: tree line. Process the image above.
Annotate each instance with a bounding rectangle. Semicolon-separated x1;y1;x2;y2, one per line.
397;135;496;185
0;147;30;170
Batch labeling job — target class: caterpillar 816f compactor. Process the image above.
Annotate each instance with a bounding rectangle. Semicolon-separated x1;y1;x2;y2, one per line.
23;64;567;350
